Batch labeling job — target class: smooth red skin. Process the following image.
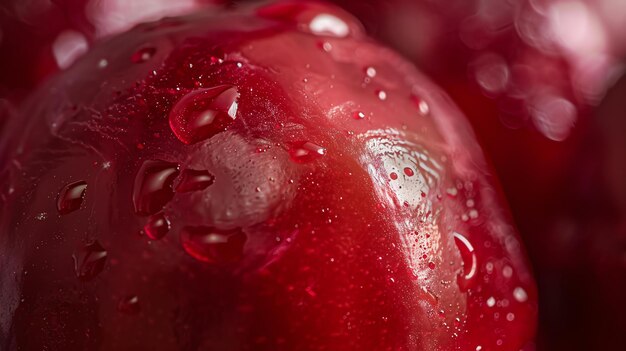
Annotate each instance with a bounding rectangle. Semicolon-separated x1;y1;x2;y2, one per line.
0;3;536;350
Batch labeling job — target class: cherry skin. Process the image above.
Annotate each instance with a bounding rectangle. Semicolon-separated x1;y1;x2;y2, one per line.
330;1;626;349
0;2;536;350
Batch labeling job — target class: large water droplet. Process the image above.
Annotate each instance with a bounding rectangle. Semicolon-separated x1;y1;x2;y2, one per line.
168;85;239;145
144;213;170;240
57;180;87;215
352;111;365;120
376;90;387;101
73;241;108;282
117;295;141;315
410;94;430;115
453;232;478;291
180;226;246;263
131;47;156;63
133;160;180;215
176;169;215;192
288;141;326;163
513;287;528;303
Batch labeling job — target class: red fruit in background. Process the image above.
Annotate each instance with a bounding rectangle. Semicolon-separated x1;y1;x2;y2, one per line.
0;2;536;350
0;0;226;116
550;71;626;350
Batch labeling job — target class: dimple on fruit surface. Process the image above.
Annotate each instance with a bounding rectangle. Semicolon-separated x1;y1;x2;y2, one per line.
0;2;536;350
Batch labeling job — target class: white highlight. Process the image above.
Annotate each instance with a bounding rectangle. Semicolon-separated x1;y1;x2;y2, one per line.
309;14;349;38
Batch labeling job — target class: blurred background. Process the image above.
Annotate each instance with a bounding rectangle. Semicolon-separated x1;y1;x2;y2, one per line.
1;0;625;349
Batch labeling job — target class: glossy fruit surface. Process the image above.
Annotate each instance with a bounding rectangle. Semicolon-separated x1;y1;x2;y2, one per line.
329;1;626;349
0;2;536;350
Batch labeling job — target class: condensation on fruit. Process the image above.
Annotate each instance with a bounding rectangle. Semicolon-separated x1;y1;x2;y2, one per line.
453;232;478;291
132;160;180;215
180;226;247;263
57;180;88;215
144;212;170;240
288;141;326;163
131;47;156;63
73;240;108;281
117;295;141;315
175;169;215;193
168;85;239;145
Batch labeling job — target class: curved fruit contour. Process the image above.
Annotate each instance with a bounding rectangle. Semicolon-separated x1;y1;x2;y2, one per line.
0;2;536;350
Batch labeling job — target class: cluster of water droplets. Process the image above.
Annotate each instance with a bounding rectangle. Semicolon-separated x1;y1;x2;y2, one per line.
45;6;482;331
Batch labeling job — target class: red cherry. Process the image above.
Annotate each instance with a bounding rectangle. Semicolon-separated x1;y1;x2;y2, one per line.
0;2;536;350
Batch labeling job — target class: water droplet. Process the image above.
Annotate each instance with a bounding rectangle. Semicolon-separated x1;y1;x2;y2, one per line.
168;85;239;145
365;66;376;78
403;167;414;177
133;160;180;215
352;111;365;120
131;47;156;63
176;169;215;192
376;90;387;101
486;296;496;307
57;181;87;215
73;241;107;281
180;226;247;263
288;141;326;163
410;94;430;115
453;232;478;291
309;14;349;37
144;213;170;240
513;287;528;302
117;295;141;315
